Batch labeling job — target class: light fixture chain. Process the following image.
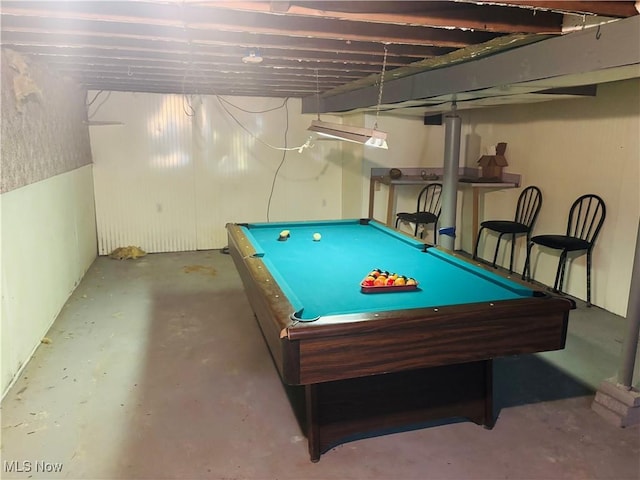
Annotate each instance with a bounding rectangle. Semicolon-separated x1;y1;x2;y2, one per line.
375;45;388;128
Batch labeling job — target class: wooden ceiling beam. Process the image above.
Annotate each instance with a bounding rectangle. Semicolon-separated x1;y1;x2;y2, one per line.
1;16;452;58
0;3;502;48
77;78;339;94
475;1;639;18
269;2;291;13
34;55;366;80
181;8;503;48
82;77;319;95
56;66;346;86
8;52;388;76
8;46;388;75
85;86;316;97
82;77;320;89
209;1;563;33
1;30;417;67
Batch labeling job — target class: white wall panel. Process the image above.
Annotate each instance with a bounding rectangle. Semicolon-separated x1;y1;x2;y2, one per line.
90;93;196;254
89;93;342;253
1;166;97;396
194;96;342;249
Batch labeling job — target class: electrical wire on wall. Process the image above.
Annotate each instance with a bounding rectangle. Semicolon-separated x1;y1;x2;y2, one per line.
172;1;314;224
176;16;311;222
266;99;289;222
176;9;311;220
86;90;111;119
215;96;312;153
213;96;315;221
215;96;306;221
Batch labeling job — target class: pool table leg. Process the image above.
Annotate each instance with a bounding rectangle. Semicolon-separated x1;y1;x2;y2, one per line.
461;359;495;429
305;384;321;462
483;359;495;429
301;361;495;461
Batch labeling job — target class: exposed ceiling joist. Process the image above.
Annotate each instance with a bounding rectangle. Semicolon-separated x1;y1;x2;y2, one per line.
480;1;639;17
207;0;563;34
1;1;637;107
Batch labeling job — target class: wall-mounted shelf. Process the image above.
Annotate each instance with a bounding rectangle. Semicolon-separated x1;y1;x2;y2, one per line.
369;167;521;247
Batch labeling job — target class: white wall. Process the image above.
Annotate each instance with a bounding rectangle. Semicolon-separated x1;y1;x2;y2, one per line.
462;79;639;316
1;166;97;395
89;93;343;253
1;49;97;397
356;79;639;316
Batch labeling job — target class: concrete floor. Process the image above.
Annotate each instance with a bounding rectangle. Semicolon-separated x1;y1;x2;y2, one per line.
1;250;638;480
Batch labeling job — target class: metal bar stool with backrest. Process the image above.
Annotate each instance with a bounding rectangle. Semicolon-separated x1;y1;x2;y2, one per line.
395;183;443;242
473;185;542;274
523;194;606;307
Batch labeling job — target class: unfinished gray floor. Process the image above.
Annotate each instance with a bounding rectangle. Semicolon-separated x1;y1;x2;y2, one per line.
1;250;638;480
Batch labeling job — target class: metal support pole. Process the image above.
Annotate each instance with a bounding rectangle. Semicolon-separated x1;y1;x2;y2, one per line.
439;105;461;251
617;220;640;388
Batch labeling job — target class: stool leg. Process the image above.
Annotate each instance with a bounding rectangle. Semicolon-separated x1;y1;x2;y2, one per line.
473;227;484;260
524;233;532;276
508;233;516;274
555;251;568;293
492;233;504;268
586;249;593;307
523;242;533;281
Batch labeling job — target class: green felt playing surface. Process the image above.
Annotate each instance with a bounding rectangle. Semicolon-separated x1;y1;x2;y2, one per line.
242;219;533;320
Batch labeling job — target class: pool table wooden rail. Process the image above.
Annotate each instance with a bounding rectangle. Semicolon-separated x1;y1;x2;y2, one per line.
288;299;569;385
227;224;295;378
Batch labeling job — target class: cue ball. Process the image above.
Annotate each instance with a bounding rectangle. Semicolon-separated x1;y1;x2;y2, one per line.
313;233;321;241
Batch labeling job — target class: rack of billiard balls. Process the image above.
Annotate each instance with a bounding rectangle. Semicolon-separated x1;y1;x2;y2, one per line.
361;269;418;293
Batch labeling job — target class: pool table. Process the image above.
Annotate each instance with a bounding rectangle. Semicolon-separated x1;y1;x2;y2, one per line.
226;218;574;461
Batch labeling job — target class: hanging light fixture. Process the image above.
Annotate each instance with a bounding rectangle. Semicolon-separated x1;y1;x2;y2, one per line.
307;120;388;148
308;46;389;149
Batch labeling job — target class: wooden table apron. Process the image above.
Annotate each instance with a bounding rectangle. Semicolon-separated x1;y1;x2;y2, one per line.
226;221;572;461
